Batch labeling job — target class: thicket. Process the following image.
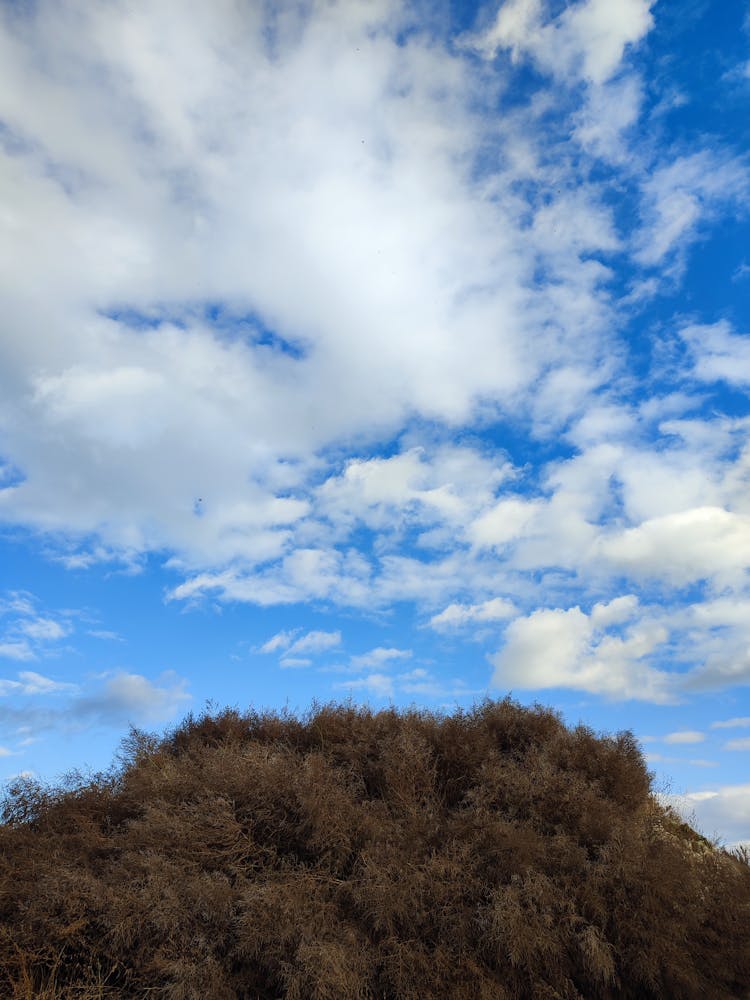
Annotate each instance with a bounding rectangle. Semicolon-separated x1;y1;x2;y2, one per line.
0;695;748;998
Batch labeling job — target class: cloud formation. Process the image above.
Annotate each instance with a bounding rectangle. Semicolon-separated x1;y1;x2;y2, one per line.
470;0;654;85
0;0;749;729
489;596;680;703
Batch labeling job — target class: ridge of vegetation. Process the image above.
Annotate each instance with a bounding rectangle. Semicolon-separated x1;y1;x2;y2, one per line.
1;695;748;998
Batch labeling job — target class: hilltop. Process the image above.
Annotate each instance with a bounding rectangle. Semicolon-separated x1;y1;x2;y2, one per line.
1;696;748;998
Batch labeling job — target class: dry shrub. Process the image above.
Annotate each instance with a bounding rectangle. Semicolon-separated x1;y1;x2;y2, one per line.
0;694;748;999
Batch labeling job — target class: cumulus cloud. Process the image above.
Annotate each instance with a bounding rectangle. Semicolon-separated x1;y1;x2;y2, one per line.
596;507;750;588
315;446;511;539
468;498;543;549
0;0;560;571
0;0;653;592
0;1;749;743
490;597;679;702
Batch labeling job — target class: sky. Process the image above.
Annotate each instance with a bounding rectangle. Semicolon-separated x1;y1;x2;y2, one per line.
1;0;749;850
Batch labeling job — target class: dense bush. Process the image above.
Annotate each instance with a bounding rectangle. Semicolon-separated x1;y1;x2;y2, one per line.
0;695;748;998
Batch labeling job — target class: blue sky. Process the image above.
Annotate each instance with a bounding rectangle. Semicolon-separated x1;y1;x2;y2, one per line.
1;0;749;849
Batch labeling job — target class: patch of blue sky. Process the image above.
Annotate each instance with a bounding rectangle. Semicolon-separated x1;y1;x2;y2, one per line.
201;303;309;359
100;307;174;330
101;301;309;358
0;462;25;489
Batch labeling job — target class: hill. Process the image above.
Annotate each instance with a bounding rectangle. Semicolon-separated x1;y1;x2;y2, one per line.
1;695;748;998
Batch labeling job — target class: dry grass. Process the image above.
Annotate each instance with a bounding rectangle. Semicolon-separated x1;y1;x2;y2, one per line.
1;695;748;998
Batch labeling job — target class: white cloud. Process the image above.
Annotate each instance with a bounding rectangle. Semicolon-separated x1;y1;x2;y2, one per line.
0;592;77;663
663;730;705;744
472;0;654;85
596;507;750;587
573;74;643;161
315;446;511;538
645;752;717;768
334;672;395;699
88;629;125;642
657;784;750;851
285;630;342;657
589;594;640;628
469;498;542;549
724;736;750;751
711;717;750;729
397;666;446;696
262;628;341;661
348;647;412;671
429;597;517;630
0;0;642;592
331;663;479;701
680;320;750;386
0;671;77;696
1;0;750;753
0;641;34;662
634;152;749;269
259;629;299;654
72;671;190;725
0;594;36;617
490;597;678;702
0;670;186;737
17;617;69;641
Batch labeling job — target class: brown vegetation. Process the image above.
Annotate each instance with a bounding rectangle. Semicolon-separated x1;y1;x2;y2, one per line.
1;695;748;998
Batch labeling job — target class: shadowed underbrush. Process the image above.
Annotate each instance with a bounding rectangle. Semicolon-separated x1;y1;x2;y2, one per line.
1;695;748;998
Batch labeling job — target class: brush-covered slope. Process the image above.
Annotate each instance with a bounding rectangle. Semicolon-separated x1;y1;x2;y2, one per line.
1;696;748;999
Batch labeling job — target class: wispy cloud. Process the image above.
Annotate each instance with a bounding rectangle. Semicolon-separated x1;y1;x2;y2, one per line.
663;731;705;745
711;717;750;730
260;628;342;662
259;630;300;655
724;737;750;751
429;598;517;631
284;630;342;657
0;671;191;734
348;647;412;671
0;642;34;662
0;592;74;662
0;671;77;696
